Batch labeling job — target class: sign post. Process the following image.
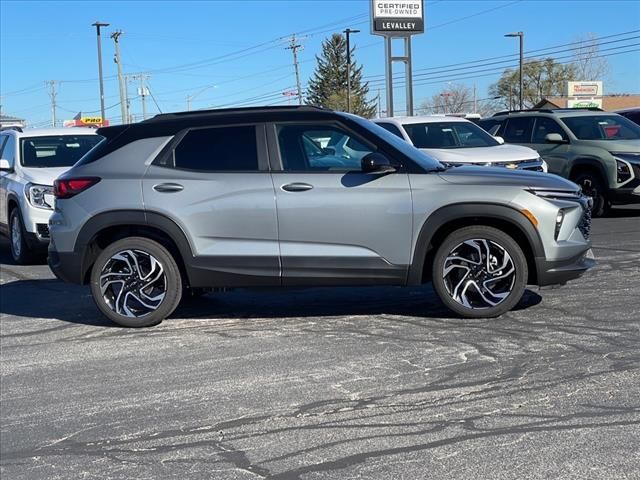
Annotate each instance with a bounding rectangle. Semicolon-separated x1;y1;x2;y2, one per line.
371;1;425;116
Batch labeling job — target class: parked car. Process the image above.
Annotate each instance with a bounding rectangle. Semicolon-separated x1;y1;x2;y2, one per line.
479;109;640;216
48;106;594;327
0;128;102;263
373;116;547;172
615;107;640;126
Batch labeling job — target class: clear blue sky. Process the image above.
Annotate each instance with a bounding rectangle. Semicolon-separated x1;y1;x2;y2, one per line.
1;0;639;126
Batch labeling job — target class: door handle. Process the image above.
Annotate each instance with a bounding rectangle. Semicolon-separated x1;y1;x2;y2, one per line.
153;183;184;193
281;182;313;192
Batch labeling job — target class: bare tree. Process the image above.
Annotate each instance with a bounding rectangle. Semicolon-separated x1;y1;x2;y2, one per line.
420;84;473;114
572;33;610;82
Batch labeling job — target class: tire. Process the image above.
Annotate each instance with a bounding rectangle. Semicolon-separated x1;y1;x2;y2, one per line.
89;237;182;327
572;171;608;217
9;209;34;265
431;226;528;318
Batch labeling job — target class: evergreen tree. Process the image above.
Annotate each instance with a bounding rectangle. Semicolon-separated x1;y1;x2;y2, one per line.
306;33;376;118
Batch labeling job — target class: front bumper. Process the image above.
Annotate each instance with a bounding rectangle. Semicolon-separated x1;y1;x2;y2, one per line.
535;248;596;286
608;184;640;204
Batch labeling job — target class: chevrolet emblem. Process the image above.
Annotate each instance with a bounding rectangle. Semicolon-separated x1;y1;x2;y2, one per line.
506;163;518;169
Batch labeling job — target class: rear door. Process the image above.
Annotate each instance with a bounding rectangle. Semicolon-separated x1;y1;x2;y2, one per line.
142;124;280;286
268;121;413;286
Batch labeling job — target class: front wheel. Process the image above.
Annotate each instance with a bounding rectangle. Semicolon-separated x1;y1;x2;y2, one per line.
431;226;528;318
90;237;183;327
9;209;34;264
573;171;608;217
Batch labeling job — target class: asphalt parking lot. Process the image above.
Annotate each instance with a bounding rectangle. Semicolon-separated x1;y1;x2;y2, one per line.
1;207;639;480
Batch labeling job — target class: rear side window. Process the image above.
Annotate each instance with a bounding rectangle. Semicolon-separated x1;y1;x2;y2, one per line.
503;117;534;143
173;126;258;171
376;122;404;138
478;118;504;136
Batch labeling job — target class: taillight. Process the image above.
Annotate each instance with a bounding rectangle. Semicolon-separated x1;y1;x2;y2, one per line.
54;177;101;199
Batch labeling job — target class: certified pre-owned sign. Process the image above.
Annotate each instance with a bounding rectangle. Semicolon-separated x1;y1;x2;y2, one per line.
371;0;425;36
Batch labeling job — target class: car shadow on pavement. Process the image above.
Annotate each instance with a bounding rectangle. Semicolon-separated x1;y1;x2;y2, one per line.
607;206;640;217
0;279;542;326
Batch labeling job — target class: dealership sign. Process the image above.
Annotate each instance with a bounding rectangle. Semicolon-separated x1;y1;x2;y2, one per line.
371;0;425;36
567;81;603;97
567;98;603;109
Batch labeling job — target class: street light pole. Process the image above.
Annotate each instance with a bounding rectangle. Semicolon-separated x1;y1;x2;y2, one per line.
92;21;110;123
343;28;360;113
505;31;524;110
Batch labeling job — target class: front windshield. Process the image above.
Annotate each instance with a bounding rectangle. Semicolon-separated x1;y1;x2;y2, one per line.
344;114;444;171
20;134;103;168
562;115;640;141
404;121;499;149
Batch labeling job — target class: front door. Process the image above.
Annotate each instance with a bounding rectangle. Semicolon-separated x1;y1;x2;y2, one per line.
529;117;571;177
142;124;280;286
269;122;413;286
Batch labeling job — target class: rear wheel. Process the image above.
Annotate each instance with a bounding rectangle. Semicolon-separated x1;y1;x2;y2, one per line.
572;171;607;217
431;226;528;318
90;237;182;327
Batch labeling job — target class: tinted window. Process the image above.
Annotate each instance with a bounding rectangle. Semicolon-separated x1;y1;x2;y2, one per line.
478;118;504;136
173;126;258;171
20;135;102;168
503;117;534;143
532;117;568;143
404;122;499;149
376;122;404;138
562;115;640;140
0;135;8;159
619;111;640;126
277;124;374;172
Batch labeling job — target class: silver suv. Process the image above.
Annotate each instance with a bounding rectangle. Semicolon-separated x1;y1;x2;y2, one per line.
48;106;595;327
0;127;101;263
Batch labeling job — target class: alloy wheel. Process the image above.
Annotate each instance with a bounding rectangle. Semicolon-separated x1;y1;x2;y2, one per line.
99;249;167;318
442;239;516;309
11;214;22;258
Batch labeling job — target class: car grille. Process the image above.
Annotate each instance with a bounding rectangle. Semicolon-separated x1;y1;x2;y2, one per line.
36;223;50;239
522;165;544;172
577;201;592;240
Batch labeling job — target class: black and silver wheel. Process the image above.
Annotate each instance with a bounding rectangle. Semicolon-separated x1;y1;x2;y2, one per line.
573;171;607;217
432;226;528;318
90;237;182;327
9;209;33;264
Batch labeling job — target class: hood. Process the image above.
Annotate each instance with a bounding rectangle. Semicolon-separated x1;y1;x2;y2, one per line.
19;167;70;186
439;165;578;191
576;139;640;154
418;144;539;164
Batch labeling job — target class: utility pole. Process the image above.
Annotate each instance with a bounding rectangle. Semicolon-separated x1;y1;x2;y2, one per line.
132;74;150;120
186;95;193;111
92;21;110;123
45;80;58;127
343;28;360;113
473;84;477;114
286;35;304;105
111;30;128;124
124;75;133;123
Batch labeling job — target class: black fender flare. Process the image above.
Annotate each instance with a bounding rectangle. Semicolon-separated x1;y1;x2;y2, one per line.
73;209;195;282
569;158;609;185
407;203;545;285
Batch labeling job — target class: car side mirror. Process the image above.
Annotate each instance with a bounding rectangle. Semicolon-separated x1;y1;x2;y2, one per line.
494;136;505;145
361;152;396;174
0;159;13;172
545;133;567;144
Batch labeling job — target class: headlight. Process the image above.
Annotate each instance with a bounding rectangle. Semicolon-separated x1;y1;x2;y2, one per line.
527;188;582;201
539;158;548;173
555;209;566;240
615;158;632;183
25;183;54;210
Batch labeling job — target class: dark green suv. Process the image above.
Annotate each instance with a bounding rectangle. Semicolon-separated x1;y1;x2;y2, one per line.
479;109;640;216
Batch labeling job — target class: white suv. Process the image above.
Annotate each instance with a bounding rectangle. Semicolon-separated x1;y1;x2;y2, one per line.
374;116;547;172
0;127;102;263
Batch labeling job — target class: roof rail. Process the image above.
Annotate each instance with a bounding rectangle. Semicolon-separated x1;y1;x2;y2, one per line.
0;126;23;132
492;107;604;116
143;105;332;123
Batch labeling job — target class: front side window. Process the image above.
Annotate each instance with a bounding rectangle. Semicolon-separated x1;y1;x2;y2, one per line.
173;126;259;171
20;135;102;168
503;117;534;143
403;122;499;149
1;135;16;167
276;124;374;171
532;117;568;143
562;115;640;141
